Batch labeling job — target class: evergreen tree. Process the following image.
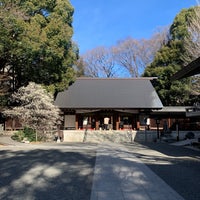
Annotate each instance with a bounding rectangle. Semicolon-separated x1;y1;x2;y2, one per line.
143;7;197;106
0;0;77;108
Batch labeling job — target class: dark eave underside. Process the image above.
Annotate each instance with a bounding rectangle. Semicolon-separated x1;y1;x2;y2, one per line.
171;57;200;80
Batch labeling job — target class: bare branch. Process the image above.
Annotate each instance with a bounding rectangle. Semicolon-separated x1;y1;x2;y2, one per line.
113;28;169;77
82;47;117;77
182;6;200;64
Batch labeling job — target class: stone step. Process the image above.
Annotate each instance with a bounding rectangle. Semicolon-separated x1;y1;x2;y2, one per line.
84;130;135;143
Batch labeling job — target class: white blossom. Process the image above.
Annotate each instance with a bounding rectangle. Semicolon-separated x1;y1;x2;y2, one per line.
3;82;61;139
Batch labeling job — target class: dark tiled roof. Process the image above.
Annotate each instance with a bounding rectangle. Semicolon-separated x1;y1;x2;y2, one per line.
152;106;189;113
55;78;163;109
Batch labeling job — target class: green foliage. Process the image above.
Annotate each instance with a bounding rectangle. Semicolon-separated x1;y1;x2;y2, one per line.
0;95;8;110
11;127;37;142
23;127;36;142
143;7;197;106
11;131;24;142
45;67;76;98
170;8;192;40
0;0;78;106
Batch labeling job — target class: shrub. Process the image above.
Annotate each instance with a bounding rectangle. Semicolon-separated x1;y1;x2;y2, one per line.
11;130;24;142
23;127;36;142
11;127;37;142
185;132;195;139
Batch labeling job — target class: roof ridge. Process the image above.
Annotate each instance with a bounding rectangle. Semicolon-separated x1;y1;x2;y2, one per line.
77;77;158;80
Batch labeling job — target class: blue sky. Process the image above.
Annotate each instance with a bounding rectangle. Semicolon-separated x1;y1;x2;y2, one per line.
70;0;198;54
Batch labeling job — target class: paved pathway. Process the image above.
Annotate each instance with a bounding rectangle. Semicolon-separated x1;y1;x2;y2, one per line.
0;140;96;200
132;142;200;200
1;136;197;200
0;135;25;146
90;143;185;200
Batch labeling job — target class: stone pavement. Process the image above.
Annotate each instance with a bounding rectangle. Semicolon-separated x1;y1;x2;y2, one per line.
0;141;96;200
0;136;191;200
90;143;185;200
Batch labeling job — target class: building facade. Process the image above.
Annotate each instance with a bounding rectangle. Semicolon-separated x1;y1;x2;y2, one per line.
55;77;163;130
2;77;198;132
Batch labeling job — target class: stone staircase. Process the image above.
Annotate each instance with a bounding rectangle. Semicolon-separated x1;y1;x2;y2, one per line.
62;130;136;143
83;130;136;143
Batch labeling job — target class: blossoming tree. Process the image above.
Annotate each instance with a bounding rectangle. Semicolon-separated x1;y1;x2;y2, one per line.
3;82;61;141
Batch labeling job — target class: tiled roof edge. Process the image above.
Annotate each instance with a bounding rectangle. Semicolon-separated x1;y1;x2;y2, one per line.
76;77;158;80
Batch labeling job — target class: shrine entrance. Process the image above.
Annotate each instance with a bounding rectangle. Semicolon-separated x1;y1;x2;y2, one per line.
72;110;140;130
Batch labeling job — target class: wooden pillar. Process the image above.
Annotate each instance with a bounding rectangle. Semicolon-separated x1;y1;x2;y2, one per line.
116;115;120;130
93;115;98;130
75;115;79;130
12;118;15;131
110;115;113;130
168;117;171;128
136;115;140;130
88;116;91;129
136;121;140;130
95;120;99;130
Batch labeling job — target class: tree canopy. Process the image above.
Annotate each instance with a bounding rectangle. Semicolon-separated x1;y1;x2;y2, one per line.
183;6;200;62
143;7;199;106
0;0;78;108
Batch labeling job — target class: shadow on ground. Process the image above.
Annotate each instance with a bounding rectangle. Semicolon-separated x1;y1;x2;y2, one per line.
0;148;96;200
125;142;200;200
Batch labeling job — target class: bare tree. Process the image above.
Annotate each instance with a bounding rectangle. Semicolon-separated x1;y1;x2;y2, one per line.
182;6;200;64
82;46;117;77
151;26;170;52
180;6;200;99
113;38;140;77
113;27;169;77
80;27;169;78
